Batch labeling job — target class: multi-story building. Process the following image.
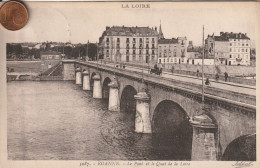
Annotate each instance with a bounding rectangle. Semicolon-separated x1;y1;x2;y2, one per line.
205;32;251;66
99;26;159;64
158;37;187;65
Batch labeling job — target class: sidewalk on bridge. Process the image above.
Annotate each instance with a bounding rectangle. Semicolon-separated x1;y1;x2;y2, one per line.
163;71;256;89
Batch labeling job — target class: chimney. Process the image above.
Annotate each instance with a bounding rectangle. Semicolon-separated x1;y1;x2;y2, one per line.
155;26;157;31
220;32;224;36
106;26;110;30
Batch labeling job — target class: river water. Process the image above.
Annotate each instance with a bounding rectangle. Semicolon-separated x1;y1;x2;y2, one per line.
7;81;191;160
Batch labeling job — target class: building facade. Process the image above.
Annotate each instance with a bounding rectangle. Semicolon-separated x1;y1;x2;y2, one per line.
158;37;187;65
99;26;159;65
205;32;251;66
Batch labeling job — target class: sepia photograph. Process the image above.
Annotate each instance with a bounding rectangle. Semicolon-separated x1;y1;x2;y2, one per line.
0;1;259;168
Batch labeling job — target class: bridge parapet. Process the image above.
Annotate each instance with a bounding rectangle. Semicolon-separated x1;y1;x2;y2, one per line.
62;60;255;117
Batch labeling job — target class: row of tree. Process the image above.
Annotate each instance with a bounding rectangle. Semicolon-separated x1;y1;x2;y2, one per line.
6;43;99;60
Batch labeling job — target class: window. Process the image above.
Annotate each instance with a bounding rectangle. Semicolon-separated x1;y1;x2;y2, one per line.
159;52;162;57
106;50;109;53
152;44;155;48
230;54;232;58
117;38;120;42
152;50;155;55
230;48;232;52
133;44;136;48
126;38;129;42
230;43;232;46
133;38;136;43
116;49;119;53
126;50;129;54
146;50;149;54
140;38;142;42
242;49;244;52
246;49;248;52
139;50;142;54
133;50;136;54
106;38;109;42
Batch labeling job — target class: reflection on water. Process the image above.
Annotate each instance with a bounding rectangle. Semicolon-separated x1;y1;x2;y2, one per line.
7;81;191;160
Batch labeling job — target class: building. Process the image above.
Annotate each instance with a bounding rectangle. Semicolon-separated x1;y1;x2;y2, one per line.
40;51;62;60
205;32;251;66
158;37;188;65
40;51;62;71
99;26;159;65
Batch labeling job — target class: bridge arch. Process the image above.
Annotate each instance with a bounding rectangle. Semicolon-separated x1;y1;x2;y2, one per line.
222;134;256;161
102;77;112;99
152;100;193;160
120;85;137;113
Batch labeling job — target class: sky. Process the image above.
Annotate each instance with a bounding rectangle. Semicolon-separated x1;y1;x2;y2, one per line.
0;2;258;46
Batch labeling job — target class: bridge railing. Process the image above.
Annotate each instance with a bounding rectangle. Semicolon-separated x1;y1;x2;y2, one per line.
74;60;256;107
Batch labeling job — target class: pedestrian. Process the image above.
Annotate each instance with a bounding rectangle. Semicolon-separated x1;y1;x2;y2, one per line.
196;69;199;77
205;77;211;86
171;65;174;74
215;73;219;81
224;72;228;82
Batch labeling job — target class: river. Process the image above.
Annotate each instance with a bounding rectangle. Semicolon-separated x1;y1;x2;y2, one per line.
7;81;191;160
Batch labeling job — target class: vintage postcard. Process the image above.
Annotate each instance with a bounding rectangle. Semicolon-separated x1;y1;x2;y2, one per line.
0;1;259;168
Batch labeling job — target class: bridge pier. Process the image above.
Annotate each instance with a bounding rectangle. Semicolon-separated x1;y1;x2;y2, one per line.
93;74;102;99
108;78;119;111
82;70;90;90
134;91;151;133
75;67;82;85
190;114;217;161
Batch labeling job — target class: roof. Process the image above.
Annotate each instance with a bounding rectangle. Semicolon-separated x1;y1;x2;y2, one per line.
103;26;158;37
158;38;178;44
221;32;250;40
208;32;250;41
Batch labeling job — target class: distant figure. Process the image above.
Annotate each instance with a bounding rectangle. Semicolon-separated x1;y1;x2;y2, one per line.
224;72;229;82
196;69;199;77
215;73;219;81
205;78;211;86
171;65;174;74
154;64;158;70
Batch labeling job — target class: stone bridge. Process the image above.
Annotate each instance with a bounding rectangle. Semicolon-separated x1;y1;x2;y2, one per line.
62;60;256;161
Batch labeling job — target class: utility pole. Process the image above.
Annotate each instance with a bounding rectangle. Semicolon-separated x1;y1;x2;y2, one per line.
96;42;98;70
86;40;89;61
141;37;144;84
202;25;205;103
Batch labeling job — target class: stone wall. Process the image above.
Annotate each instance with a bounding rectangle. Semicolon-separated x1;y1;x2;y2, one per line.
63;62;75;80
